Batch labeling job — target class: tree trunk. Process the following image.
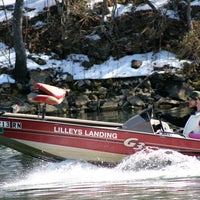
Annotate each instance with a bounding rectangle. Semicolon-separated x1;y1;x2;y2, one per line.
186;0;193;31
12;0;29;83
55;0;70;40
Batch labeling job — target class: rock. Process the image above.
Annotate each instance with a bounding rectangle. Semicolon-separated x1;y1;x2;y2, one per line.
75;80;92;91
98;86;107;94
29;68;55;86
97;86;108;98
127;95;146;107
65;73;74;82
100;99;119;111
82;60;93;69
87;101;99;111
28;55;46;65
131;60;142;69
154;97;183;109
1;83;11;93
74;95;90;107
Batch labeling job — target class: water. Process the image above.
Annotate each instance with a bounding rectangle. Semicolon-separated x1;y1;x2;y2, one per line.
1;146;200;199
1;110;200;199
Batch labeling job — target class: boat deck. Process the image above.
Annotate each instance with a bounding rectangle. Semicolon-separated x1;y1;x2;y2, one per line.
2;112;123;128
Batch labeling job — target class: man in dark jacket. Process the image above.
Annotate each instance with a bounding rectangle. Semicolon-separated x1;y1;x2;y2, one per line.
158;91;200;128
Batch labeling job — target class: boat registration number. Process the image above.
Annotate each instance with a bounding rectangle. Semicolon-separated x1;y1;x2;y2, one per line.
0;121;22;129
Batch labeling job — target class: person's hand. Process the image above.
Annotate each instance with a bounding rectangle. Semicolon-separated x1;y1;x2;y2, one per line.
155;111;163;119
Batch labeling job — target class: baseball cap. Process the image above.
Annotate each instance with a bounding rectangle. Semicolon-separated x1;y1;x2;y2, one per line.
188;91;200;100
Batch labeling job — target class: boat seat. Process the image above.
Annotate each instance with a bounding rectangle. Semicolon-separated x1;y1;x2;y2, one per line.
34;83;66;99
28;83;66;105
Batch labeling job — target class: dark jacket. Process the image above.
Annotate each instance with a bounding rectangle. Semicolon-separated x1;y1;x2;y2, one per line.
161;113;190;128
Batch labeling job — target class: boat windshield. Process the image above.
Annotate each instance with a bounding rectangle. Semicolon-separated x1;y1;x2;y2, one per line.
122;107;154;133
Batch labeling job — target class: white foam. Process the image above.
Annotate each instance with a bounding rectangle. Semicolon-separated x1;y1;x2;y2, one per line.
2;149;200;192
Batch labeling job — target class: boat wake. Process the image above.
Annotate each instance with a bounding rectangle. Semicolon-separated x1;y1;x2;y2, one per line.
2;148;200;192
116;147;197;171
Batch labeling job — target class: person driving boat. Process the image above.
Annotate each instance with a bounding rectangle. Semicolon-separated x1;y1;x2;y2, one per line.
159;91;200;128
158;91;200;138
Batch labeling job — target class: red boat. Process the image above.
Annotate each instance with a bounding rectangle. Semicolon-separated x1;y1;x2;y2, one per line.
0;83;200;164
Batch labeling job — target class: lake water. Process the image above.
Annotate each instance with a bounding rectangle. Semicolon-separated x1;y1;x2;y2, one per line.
1;110;200;200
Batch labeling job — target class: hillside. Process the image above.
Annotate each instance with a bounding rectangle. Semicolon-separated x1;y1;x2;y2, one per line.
0;0;200;114
1;1;200;64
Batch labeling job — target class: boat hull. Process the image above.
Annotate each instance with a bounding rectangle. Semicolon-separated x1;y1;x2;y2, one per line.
0;113;200;164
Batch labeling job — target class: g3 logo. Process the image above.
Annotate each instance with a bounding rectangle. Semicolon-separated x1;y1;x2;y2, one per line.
124;138;145;150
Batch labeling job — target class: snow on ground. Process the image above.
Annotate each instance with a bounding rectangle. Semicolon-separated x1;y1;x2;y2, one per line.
0;0;199;84
0;42;185;84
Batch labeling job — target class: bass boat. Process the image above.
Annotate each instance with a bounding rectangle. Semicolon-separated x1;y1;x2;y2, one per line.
0;83;200;164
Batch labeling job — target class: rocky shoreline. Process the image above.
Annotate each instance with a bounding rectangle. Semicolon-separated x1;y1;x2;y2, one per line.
0;62;198;117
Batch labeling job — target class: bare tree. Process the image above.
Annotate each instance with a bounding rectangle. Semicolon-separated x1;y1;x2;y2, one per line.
144;0;157;11
186;0;193;31
12;0;29;83
1;0;12;67
55;0;70;40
